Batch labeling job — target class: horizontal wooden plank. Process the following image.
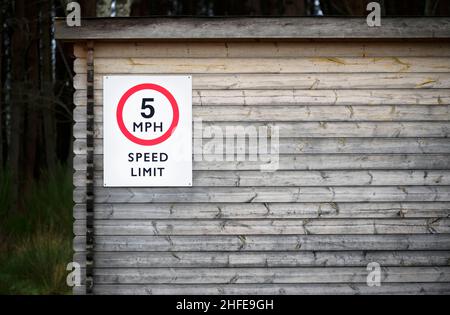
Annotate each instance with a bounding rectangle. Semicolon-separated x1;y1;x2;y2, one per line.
73;170;450;187
74;57;450;74
73;251;450;268
73;218;450;235
73;122;450;139
73;73;450;90
73;42;450;58
74;282;450;295
73;234;450;252
74;89;450;106
73;154;450;171
73;202;450;220
73;138;450;155
88;267;450;284
73;186;450;203
74;105;450;123
56;17;450;40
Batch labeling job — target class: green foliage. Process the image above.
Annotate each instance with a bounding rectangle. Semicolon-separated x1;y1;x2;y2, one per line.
0;169;12;221
0;165;73;295
0;233;72;294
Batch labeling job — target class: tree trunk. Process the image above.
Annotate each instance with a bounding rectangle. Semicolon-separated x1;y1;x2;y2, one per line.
320;0;371;16
261;0;281;15
79;0;97;17
0;0;4;170
247;0;263;15
41;0;57;171
425;0;440;16
130;0;151;16
282;0;306;16
182;0;196;15
8;0;26;209
23;0;41;188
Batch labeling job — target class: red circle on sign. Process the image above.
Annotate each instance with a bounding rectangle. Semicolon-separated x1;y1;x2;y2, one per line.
116;83;179;146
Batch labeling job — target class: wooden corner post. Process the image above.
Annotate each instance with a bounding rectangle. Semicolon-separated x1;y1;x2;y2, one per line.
85;41;95;295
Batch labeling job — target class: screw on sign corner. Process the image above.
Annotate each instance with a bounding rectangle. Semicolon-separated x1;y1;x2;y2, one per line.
116;83;180;146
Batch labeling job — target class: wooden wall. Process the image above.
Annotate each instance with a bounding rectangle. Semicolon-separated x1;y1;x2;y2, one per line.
72;41;450;294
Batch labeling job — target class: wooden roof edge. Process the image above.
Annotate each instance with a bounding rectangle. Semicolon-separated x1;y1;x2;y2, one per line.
55;17;450;41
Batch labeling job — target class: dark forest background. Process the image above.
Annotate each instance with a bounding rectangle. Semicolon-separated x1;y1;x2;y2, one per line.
0;0;449;294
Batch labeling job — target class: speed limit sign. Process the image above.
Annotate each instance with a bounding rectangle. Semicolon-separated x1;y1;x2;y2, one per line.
103;76;192;187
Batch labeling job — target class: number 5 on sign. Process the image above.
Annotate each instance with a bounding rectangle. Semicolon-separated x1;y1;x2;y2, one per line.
103;76;192;187
141;98;155;119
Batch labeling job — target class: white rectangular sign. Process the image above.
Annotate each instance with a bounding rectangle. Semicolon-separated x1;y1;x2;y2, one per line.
103;76;192;187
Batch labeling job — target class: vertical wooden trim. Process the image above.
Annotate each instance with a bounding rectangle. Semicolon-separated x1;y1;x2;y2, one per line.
85;41;95;295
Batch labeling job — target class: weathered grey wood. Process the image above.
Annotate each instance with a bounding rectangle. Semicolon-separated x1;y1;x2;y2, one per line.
73;234;450;252
73;105;450;123
73;154;450;171
73;202;450;219
73;251;450;268
73;218;450;235
73;138;450;155
73;122;450;139
74;89;450;106
74;57;450;74
73;170;450;187
73;186;450;203
70;34;450;295
73;42;450;58
74;73;450;90
69;266;450;285
89;267;450;284
74;283;450;295
55;17;450;40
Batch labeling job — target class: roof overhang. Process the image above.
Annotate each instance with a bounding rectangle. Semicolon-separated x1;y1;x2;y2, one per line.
55;17;450;42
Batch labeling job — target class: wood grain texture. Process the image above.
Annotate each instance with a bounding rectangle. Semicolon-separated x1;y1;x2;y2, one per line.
73;42;450;58
55;17;450;40
71;38;450;294
73;234;450;252
73;154;450;171
73;138;450;155
73;251;450;268
84;267;450;284
74;73;450;90
74;57;450;74
73;186;450;203
74;89;450;106
73;121;450;139
73;218;450;235
73;283;450;295
74;105;450;122
73;202;450;219
73;170;450;187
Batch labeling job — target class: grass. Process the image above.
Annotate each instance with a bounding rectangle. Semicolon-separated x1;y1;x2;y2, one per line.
0;165;73;294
